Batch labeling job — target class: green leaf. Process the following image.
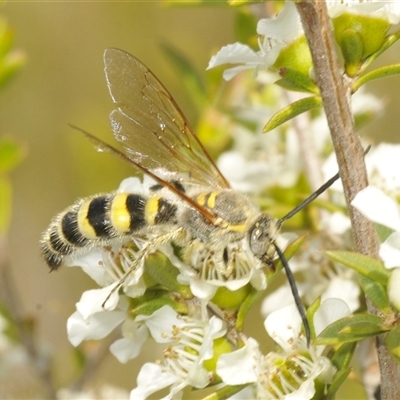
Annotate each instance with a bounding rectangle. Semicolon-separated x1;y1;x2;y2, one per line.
360;29;400;72
234;9;257;47
131;294;188;317
375;223;394;243
0;137;26;173
212;284;252;311
331;342;357;370
145;252;192;298
359;274;391;313
0;176;11;234
326;367;352;400
275;67;319;94
333;13;390;61
273;36;314;81
0;17;13;58
353;64;400;92
161;42;206;110
315;314;388;345
323;250;390;285
340;29;364;77
0;49;26;89
201;384;248;400
386;325;400;364
263;96;322;133
306;296;321;341
236;287;264;332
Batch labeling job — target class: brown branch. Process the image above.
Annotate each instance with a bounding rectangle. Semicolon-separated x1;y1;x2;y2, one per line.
295;1;400;399
0;236;57;399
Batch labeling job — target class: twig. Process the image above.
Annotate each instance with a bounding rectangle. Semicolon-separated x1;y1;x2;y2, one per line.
295;1;400;399
0;236;57;399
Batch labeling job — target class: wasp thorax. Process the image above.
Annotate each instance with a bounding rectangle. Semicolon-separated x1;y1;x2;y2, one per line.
249;214;278;264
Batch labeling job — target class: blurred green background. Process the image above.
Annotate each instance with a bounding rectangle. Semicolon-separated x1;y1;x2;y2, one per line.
0;1;399;398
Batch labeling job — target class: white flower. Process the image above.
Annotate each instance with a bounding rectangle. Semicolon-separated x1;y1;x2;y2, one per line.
67;294;129;347
218;301;346;399
352;185;400;268
262;225;360;316
57;385;129;400
129;308;226;400
109;320;149;363
352;185;400;308
110;305;181;363
217;128;300;194
161;239;268;302
367;143;400;196
327;0;400;25
207;1;303;80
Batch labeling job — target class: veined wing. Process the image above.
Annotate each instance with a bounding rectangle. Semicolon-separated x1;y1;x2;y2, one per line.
103;48;230;190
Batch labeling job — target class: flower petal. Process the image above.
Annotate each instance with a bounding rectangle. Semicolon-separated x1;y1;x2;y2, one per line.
67;308;126;346
217;337;260;385
314;298;350;336
380;232;400;269
76;284;120;320
207;43;260;69
257;1;302;43
352;186;400;231
321;278;360;313
264;303;302;349
129;363;176;400
137;305;182;343
110;323;149;363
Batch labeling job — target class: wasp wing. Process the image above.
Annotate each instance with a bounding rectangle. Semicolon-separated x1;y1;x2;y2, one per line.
103;48;230;190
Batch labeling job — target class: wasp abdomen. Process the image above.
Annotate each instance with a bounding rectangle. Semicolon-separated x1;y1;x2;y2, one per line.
41;192;177;270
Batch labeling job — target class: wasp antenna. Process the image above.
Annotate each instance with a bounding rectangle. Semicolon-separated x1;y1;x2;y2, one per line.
277;172;340;227
277;145;372;227
274;243;311;347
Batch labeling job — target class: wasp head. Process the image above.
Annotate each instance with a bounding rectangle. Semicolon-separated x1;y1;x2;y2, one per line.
249;214;279;265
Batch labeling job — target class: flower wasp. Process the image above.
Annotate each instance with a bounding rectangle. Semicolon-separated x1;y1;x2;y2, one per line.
41;48;341;345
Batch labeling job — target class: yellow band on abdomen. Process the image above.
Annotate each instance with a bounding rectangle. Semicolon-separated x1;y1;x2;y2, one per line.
110;193;131;233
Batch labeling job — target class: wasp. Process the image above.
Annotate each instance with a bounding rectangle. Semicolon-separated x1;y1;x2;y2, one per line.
41;48;340;344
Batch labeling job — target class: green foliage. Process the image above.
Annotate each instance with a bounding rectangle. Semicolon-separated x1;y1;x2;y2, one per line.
233;9;258;50
145;251;192;298
0;17;25;89
315;314;389;345
323;250;390;285
359;274;391;313
161;42;207;111
201;384;248;400
323;251;393;313
263;96;322;132
0;136;25;174
274;68;319;94
331;342;357;370
386;325;400;364
353;64;400;92
326;367;352;400
0;137;25;234
375;223;394;243
273;36;314;81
